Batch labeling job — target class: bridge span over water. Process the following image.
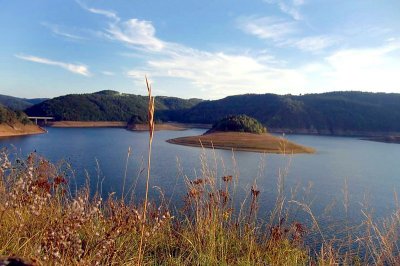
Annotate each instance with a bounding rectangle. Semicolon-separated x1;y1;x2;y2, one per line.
28;116;55;125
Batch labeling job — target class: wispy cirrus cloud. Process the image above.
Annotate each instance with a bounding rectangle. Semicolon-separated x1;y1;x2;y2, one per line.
75;1;400;98
105;19;165;51
75;2;307;97
237;16;296;41
101;71;115;76
75;0;119;21
281;35;339;52
77;1;164;52
237;16;338;52
264;0;305;20
143;49;306;98
15;54;91;76
41;22;86;40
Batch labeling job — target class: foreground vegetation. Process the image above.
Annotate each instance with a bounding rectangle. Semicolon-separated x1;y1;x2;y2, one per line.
2;86;400;265
0;151;312;265
2;149;400;265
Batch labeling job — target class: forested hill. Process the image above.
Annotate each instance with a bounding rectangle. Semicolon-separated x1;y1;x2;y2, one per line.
0;104;31;125
25;90;400;135
0;94;47;110
177;91;400;135
25;90;202;122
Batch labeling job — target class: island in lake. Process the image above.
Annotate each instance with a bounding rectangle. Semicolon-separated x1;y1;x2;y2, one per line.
167;115;315;154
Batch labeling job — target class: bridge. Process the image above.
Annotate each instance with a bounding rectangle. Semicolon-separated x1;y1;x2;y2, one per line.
28;116;55;125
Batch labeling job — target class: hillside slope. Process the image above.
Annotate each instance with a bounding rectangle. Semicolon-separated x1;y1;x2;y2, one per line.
0;104;44;137
25;90;400;136
0;94;47;110
26;90;202;122
177;92;400;135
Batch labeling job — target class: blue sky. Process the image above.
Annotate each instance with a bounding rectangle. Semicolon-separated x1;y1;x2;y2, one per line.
1;0;400;99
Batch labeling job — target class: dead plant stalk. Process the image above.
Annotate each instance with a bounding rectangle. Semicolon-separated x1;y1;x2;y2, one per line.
137;76;155;265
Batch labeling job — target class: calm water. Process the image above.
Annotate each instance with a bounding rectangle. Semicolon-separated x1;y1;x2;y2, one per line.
1;127;400;224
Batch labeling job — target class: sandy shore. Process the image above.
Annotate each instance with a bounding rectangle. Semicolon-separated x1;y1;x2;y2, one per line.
48;121;127;128
0;123;46;138
167;132;315;154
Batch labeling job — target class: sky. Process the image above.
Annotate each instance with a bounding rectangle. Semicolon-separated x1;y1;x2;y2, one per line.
1;0;400;99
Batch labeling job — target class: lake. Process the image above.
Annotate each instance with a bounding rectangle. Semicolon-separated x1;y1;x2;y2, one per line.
1;127;400;226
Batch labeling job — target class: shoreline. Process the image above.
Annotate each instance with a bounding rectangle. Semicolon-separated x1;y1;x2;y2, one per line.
128;122;212;131
48;121;212;131
167;132;315;154
48;121;127;128
23;120;400;141
361;136;400;144
0;123;46;138
269;128;400;138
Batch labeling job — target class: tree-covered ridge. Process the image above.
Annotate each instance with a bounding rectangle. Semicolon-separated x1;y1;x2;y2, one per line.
25;92;202;122
0;105;31;125
178;91;400;134
207;115;267;134
24;90;400;135
0;94;47;110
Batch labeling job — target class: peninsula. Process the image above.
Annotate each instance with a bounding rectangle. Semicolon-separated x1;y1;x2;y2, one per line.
0;105;45;137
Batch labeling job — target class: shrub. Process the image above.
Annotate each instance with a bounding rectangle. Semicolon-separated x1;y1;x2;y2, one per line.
207;115;267;134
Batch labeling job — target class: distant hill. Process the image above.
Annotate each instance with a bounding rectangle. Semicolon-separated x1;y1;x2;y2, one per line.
177;91;400;135
24;90;400;136
26;90;202;122
0;94;47;110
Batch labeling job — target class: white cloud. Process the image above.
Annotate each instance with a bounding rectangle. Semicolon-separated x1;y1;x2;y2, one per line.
16;54;91;76
264;0;305;20
101;71;115;76
129;46;306;98
237;16;296;41
238;16;337;52
75;0;119;21
127;70;155;85
105;19;165;51
75;6;306;97
321;41;400;90
282;35;339;52
77;1;164;52
42;22;86;40
76;1;400;97
86;7;119;21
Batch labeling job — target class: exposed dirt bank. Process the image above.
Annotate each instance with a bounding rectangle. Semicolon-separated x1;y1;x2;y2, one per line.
48;121;127;128
0;123;45;138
